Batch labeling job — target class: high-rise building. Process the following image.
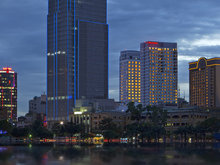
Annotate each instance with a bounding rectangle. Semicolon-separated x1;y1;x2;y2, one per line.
0;68;17;123
120;50;141;104
189;57;220;108
47;0;108;121
140;41;178;106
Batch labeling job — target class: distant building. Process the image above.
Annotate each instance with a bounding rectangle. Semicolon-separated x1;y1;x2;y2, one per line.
120;50;141;104
140;41;178;106
17;115;32;128
165;108;209;132
189;57;220;108
29;94;46;122
115;102;128;112
73;99;117;114
177;97;189;108
17;112;46;128
47;0;109;122
29;94;46;114
0;67;17;123
70;111;130;133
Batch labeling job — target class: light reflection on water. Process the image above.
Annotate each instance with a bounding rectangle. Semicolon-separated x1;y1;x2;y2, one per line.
0;144;219;165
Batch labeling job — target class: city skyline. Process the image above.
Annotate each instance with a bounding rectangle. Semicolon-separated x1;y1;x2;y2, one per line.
1;0;220;116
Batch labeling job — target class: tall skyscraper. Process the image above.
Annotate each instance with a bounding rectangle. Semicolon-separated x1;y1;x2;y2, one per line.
140;41;178;106
120;50;141;104
0;68;17;123
189;57;220;108
47;0;108;122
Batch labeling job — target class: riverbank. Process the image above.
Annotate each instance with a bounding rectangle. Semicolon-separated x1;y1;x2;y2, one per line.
1;136;219;145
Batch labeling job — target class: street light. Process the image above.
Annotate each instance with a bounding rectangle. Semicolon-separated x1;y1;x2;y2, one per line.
60;121;64;125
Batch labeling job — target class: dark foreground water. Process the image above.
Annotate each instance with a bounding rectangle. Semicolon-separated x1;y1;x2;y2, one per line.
0;143;220;165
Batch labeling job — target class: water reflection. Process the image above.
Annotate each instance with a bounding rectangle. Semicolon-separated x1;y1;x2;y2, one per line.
0;143;219;165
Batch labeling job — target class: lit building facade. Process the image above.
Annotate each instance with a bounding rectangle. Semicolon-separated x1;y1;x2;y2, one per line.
0;68;17;122
189;57;220;108
140;41;178;106
120;50;141;104
47;0;108;121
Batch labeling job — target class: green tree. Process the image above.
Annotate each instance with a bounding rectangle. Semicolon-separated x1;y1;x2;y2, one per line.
196;117;220;141
147;106;167;127
125;123;140;139
31;120;52;138
138;122;154;142
99;118;121;141
0;120;13;135
64;122;85;138
11;127;30;138
51;122;66;137
125;102;147;142
126;102;145;122
147;106;168;142
174;125;194;142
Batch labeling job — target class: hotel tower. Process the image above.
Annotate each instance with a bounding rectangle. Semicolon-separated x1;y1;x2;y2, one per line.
120;50;141;104
189;57;220;108
140;41;178;106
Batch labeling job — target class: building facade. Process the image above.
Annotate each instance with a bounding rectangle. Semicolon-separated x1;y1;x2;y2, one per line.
120;50;141;104
47;0;109;121
0;68;17;123
29;94;46;114
164;108;209;132
70;111;130;133
189;57;220;108
140;41;178;106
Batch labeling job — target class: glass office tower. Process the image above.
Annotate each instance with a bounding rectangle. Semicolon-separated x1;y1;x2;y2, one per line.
47;0;108;121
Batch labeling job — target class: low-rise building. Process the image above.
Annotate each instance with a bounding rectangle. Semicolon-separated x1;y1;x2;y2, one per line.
17;114;32;128
165;108;209;132
17;112;46;128
70;103;211;134
73;99;117;113
70;111;130;133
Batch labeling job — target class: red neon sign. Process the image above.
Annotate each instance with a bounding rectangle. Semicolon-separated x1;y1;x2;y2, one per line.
147;41;159;45
2;68;13;74
3;68;12;71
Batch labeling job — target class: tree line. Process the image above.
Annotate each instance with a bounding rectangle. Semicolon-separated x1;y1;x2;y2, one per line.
0;102;220;143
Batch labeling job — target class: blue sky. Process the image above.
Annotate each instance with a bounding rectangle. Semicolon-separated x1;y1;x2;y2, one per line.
0;0;220;116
